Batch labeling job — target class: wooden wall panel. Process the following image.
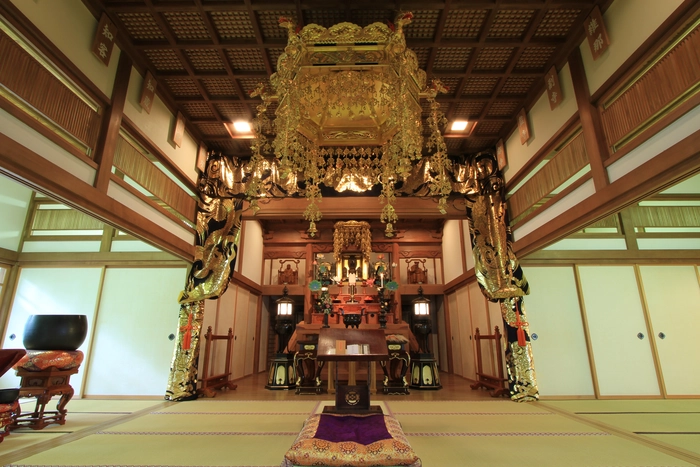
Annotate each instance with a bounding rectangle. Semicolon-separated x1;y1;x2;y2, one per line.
447;292;463;377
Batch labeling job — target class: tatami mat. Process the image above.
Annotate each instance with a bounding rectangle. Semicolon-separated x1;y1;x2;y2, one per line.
2;395;699;466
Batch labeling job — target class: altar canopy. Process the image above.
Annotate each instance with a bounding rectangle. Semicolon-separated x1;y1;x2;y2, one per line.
165;12;539;403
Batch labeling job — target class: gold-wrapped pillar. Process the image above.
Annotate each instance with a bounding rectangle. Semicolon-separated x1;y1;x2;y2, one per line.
165;189;244;401
464;151;539;402
500;297;538;402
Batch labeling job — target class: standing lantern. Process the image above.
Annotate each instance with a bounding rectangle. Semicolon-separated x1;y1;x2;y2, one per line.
409;287;441;389
266;286;296;390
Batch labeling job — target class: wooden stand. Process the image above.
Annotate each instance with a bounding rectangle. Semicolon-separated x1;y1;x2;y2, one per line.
470;326;508;397
198;326;237;398
11;367;78;430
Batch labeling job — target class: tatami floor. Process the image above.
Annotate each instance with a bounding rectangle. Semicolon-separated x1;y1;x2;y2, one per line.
1;372;699;466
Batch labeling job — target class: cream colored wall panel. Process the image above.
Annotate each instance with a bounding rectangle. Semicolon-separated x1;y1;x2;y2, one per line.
442;220;464;284
435;258;443;284
106;181;193;244
504;63;577;182
447;292;463;376
581;0;684;95
436;298;448;370
9;0;118;98
0;108;96;185
522;266;595;396
244;294;258;376
84;267;186;396
124;68;199;184
461;220;474;271
258;298;270;373
22;240;101;253
639;265;700;396
0;174;32;251
263;259;272;285
468;282;493;377
211;285;236;377
240;221;263;285
231;287;250;380
578;266;660;396
197;297;220;382
456;286;476;380
1;267;102;395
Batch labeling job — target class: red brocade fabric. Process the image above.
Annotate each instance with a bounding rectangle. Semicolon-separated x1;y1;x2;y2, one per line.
13;350;84;371
283;413;421;467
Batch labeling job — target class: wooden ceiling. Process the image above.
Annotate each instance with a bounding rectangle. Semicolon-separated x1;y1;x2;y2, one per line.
85;0;609;158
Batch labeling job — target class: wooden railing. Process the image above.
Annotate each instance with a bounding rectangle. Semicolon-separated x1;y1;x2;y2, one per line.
600;17;700;152
0;25;101;154
508;130;588;222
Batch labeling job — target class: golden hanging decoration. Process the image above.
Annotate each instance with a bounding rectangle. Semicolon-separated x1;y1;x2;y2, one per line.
332;221;373;263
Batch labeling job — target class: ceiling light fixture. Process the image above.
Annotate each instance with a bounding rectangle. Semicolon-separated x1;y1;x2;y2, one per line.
451;121;468;131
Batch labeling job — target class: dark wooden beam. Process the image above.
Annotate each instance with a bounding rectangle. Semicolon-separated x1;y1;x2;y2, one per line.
568;47;610;191
92;51;133;193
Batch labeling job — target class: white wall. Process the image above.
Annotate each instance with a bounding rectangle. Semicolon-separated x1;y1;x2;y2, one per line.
1;267;103;395
0;173;32;251
441;220;464;284
240;220;264;285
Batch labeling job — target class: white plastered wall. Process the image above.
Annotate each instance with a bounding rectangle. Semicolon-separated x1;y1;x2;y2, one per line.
0;173;32;251
123;67;199;184
441;220;464;284
240;220;264;285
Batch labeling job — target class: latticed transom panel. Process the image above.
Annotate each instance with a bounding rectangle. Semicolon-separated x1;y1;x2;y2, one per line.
267;48;285;71
473;47;514;71
216;102;249;120
435;77;461;97
488;100;521;117
197;122;229;136
144;49;184;72
453;102;485;119
163;78;200;97
202;78;238;97
117;12;165;41
433;48;472;71
226;48;266;72
515;47;558;70
182;102;214;119
349;10;393;26
185;49;225;72
303;10;346;29
462;77;499;96
486;10;535;39
210;11;256;40
475;120;505;135
405;10;440;39
257;10;296;40
534;9;582;37
500;76;537;95
442;9;487;39
163;11;210;40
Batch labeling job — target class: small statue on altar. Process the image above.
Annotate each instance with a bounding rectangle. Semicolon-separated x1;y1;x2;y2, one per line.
407;260;427;284
278;262;298;285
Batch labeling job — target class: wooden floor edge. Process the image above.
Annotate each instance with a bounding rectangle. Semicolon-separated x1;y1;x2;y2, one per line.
0;400;173;466
537;401;700;465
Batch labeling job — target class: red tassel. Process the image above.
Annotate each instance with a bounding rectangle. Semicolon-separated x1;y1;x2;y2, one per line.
514;302;527;347
180;314;193;350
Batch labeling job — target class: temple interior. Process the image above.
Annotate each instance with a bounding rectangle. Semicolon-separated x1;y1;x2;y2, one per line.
0;0;699;465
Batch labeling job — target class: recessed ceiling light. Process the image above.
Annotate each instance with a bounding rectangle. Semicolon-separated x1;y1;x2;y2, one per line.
233;121;251;133
451;121;468;131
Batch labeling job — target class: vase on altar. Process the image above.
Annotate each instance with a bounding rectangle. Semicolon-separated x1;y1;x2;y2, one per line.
322;312;330;328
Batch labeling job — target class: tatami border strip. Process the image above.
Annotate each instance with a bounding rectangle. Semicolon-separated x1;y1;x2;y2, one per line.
150;411;309;415
393;412;554;415
405;431;611;436
95;431;298;436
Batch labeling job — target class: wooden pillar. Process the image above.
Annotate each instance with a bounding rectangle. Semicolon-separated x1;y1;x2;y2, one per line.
305;242;313;324
392;241;401;322
568;47;610;191
92;51;133;193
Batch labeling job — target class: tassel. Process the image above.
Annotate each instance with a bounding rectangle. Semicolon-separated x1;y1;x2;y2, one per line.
180;314;193;350
514;301;527;347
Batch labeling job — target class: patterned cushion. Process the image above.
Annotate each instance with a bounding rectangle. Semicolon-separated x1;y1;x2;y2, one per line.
14;350;84;371
283;413;421;467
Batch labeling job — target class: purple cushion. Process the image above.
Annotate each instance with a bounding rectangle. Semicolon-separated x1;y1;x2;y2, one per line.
314;414;393;445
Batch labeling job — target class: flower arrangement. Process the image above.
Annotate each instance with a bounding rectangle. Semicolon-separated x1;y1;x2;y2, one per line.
386;280;399;291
